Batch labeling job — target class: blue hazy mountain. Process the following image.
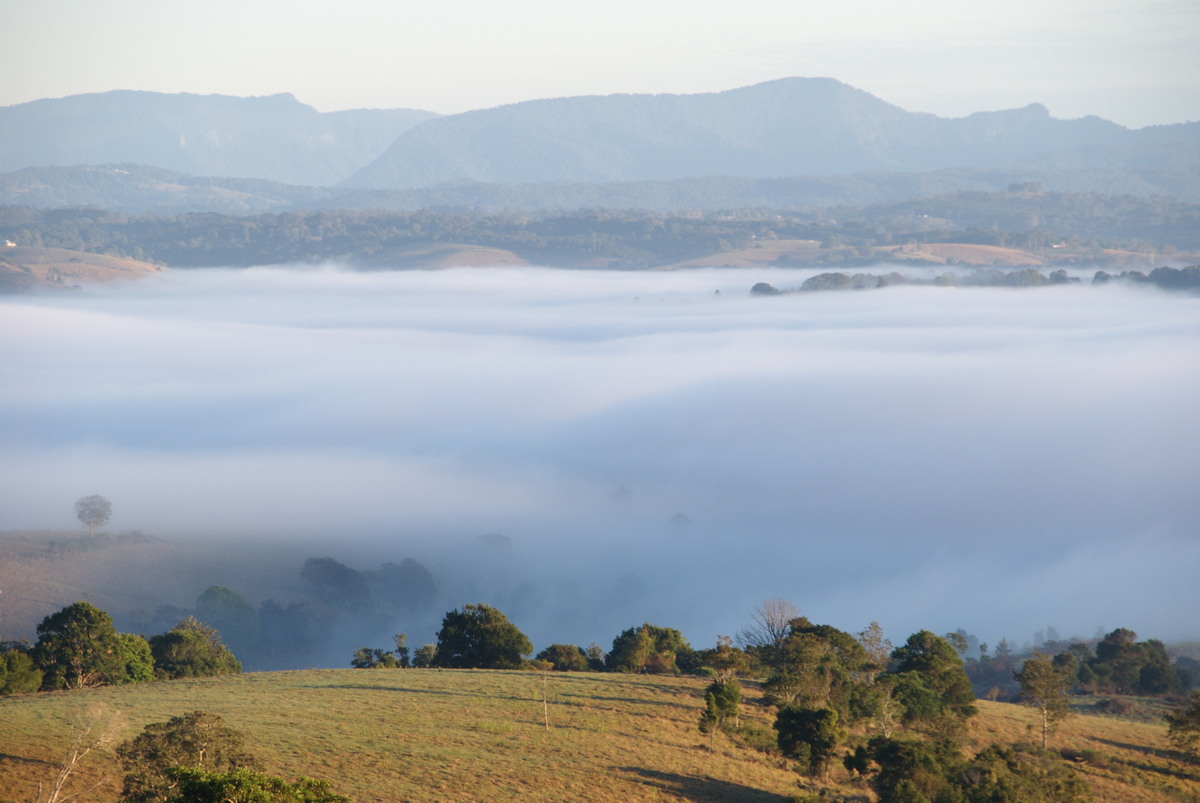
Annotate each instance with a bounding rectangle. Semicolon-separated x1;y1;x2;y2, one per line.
0;90;437;186
342;77;1196;189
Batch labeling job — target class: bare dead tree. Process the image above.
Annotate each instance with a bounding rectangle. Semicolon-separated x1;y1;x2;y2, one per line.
735;597;800;662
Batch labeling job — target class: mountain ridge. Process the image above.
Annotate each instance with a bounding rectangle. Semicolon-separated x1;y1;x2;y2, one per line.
0;89;438;186
1;79;1197;204
343;77;1172;189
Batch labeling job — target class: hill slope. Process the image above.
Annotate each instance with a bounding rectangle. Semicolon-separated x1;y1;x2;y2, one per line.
0;669;1194;802
344;77;1199;189
0;91;437;185
0;246;162;292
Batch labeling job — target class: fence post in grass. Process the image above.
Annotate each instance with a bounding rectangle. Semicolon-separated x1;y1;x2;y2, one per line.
532;660;553;731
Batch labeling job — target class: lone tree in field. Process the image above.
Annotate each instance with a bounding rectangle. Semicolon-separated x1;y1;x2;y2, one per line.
433;604;532;669
1014;652;1073;749
74;495;111;536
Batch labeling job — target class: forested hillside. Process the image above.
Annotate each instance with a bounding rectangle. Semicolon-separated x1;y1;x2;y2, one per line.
2;188;1197;273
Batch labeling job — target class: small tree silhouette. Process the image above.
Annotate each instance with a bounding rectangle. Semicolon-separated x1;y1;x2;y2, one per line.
74;495;111;536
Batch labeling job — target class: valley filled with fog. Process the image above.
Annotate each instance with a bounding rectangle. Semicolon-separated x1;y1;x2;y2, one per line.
2;266;1197;659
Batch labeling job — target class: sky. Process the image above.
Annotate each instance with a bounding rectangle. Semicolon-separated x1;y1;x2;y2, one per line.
2;0;1198;128
2;266;1198;652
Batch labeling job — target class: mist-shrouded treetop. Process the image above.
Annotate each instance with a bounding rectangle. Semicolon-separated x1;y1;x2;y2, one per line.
75;494;111;536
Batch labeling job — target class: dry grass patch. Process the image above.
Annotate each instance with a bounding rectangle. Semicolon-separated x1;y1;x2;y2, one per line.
1;246;161;289
4;673;1198;802
0;669;800;802
969;699;1200;801
877;243;1044;266
361;243;530;269
667;239;822;268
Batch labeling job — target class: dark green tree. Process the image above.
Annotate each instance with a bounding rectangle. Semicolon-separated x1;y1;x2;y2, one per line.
149;617;241;679
846;736;1089;802
33;601;126;689
955;744;1090;801
162;767;350;803
116;710;259;803
845;735;962;802
1014;652;1073;749
764;618;871;720
889;630;977;738
432;604;532;669
699;679;742;743
774;706;844;778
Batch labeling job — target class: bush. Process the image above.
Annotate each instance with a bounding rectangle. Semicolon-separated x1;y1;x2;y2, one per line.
163;767;350;802
536;644;590;671
117;711;259;803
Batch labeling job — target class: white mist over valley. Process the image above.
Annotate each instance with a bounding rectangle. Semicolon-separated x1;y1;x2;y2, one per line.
2;266;1196;657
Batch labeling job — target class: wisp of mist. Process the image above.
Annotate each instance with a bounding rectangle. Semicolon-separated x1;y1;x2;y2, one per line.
2;265;1198;652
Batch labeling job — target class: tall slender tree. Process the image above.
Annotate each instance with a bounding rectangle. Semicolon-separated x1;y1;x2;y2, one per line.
1014;652;1073;749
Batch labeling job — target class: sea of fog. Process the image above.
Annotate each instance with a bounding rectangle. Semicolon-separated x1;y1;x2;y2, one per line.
2;265;1198;652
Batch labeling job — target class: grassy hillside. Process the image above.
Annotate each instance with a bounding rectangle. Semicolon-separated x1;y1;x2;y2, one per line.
0;246;162;292
1;669;1196;802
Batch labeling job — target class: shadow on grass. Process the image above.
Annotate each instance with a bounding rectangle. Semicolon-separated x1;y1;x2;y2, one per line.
1093;739;1200;783
0;752;53;767
313;684;490;698
563;693;693;710
308;682;695;712
618;767;790;802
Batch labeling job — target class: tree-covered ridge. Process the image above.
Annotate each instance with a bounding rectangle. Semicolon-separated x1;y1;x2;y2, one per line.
2;187;1198;272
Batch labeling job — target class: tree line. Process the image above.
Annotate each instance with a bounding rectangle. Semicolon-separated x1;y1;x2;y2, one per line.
342;600;1199;800
7;596;1200;801
0;602;239;694
2;186;1198;270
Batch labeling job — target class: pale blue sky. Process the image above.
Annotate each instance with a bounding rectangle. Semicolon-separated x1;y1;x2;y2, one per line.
3;0;1197;127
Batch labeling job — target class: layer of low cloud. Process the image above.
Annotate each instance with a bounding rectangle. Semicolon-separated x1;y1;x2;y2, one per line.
2;266;1197;650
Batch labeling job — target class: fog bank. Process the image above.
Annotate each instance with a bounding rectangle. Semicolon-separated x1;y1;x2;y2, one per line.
2;266;1197;653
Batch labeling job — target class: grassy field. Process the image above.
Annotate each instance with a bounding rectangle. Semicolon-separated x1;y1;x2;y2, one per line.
2;669;1197;802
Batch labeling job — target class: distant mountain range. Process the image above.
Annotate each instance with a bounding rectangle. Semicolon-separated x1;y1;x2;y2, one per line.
344;78;1199;189
0;90;437;186
1;79;1197;212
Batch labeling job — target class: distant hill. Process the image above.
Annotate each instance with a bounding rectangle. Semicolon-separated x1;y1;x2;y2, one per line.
4;162;1199;216
0;90;437;185
0;246;162;292
344;77;1200;189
